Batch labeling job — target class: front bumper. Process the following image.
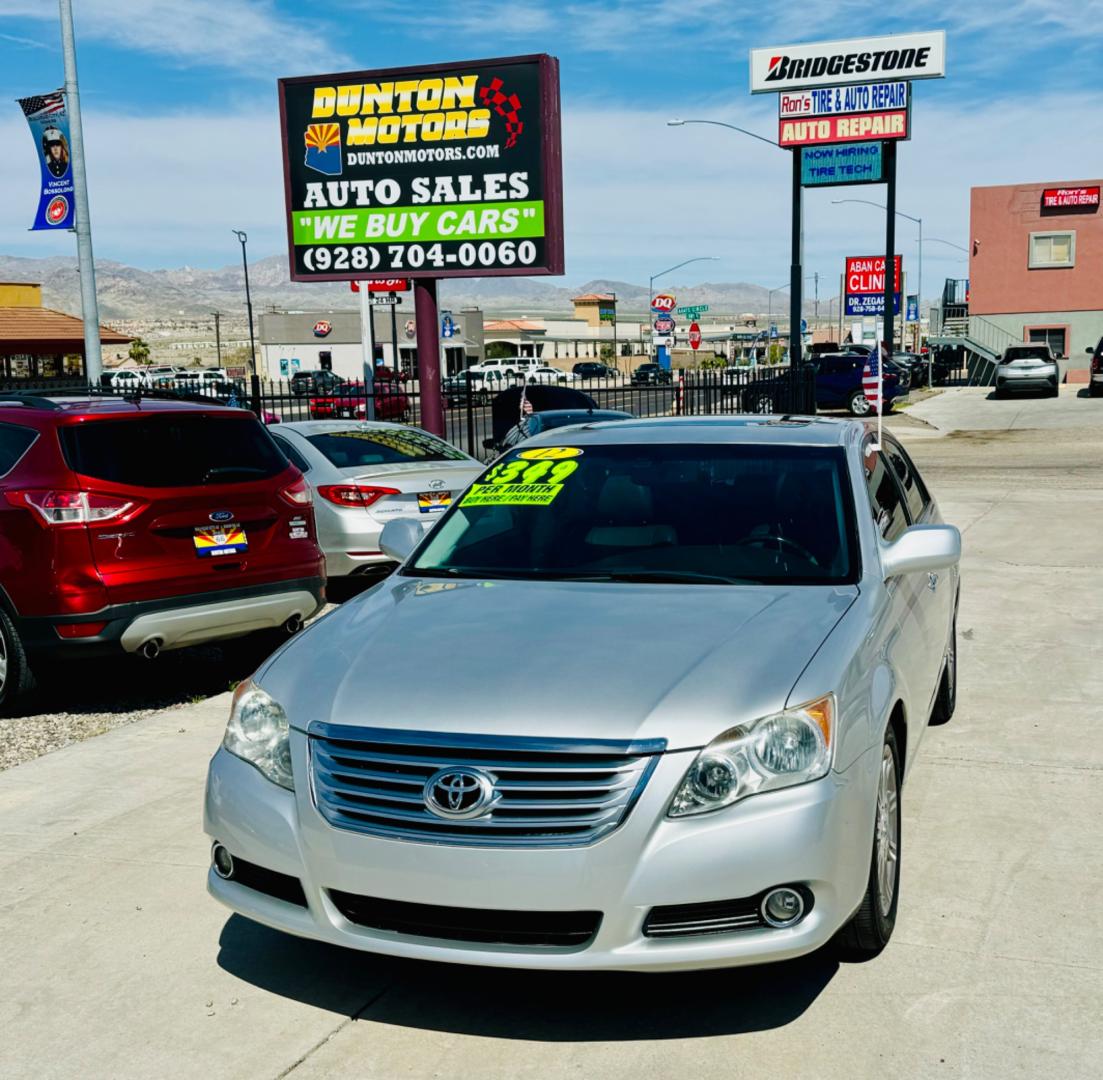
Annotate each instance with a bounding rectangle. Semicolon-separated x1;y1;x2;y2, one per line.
204;739;877;972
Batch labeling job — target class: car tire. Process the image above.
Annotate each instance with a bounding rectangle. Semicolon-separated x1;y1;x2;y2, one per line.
837;724;902;960
1090;383;1103;398
0;607;33;714
1048;385;1059;398
930;610;957;726
848;390;873;417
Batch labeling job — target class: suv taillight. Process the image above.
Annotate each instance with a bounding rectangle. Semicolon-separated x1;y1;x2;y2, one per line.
316;484;399;508
1092;355;1102;374
279;476;313;507
5;489;141;527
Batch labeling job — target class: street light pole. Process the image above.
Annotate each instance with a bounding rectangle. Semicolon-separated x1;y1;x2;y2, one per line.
211;311;222;367
648;256;718;366
59;0;101;384
232;230;260;414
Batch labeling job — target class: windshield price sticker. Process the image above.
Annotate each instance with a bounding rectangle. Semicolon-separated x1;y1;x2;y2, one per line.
460;456;579;507
517;446;582;460
279;55;564;281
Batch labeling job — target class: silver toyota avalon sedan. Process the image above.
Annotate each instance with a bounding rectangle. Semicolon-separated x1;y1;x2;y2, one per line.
205;416;961;971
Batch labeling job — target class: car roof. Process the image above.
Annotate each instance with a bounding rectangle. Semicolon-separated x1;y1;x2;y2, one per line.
532;409;633;425
0;393;252;418
519;414;858;448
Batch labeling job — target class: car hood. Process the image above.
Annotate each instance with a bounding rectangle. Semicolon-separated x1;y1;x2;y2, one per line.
263;576;857;751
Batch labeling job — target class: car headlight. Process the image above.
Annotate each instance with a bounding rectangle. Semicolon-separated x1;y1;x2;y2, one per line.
223;679;294;790
667;695;835;817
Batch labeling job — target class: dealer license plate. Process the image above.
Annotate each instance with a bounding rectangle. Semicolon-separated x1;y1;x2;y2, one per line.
194;523;248;557
417;491;451;514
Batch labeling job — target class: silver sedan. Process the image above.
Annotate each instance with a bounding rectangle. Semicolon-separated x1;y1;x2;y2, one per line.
268;421;483;580
206;416;960;970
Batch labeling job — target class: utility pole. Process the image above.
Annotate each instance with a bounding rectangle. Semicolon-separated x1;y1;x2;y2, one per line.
814;272;819;322
59;0;101;384
211;311;222;367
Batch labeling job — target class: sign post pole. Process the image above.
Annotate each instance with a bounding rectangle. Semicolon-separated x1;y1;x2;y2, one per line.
389;298;400;374
880;140;898;450
359;284;376;421
416;279;445;438
789;149;804;380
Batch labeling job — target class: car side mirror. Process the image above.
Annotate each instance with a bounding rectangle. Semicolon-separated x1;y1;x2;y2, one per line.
881;524;961;581
379;519;422;563
1087;347;1095;355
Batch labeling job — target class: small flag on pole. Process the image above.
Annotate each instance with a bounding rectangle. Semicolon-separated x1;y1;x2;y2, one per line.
862;347;882;412
519;383;532;418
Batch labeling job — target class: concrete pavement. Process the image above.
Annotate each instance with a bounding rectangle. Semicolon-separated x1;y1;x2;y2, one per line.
2;389;1101;1079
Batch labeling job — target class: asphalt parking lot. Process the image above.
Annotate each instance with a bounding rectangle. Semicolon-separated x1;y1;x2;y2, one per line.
2;387;1100;1080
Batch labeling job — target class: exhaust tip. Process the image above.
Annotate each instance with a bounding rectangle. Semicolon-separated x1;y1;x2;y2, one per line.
284;614;304;635
212;844;234;880
139;638;162;660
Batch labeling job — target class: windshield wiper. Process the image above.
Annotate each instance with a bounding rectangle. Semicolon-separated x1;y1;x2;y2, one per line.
554;570;750;585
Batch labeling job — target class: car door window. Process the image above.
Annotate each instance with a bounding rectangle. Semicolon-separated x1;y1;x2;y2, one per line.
271;434;311;473
863;441;909;541
0;422;37;477
883;438;930;523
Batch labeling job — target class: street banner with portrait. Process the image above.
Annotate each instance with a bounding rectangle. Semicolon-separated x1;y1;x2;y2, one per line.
278;55;564;281
17;89;75;231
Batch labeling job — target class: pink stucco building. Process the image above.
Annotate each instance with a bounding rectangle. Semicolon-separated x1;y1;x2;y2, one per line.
970;179;1103;374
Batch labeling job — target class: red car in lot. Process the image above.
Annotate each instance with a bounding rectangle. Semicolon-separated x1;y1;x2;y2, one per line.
309;369;409;422
0;393;326;711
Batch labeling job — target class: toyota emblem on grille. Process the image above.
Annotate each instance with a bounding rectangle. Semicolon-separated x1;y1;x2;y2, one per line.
423;767;497;820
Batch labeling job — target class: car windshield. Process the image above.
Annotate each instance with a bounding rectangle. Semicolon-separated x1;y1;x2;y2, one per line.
305;427;469;467
408;442;858;585
59;414;286;487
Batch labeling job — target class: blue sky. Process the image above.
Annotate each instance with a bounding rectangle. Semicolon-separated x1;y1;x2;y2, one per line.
1;0;1101;296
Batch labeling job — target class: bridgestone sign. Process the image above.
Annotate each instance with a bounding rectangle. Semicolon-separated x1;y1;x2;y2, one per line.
750;31;946;94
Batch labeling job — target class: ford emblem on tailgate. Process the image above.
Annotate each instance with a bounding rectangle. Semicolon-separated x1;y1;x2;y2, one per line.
210;510;234;522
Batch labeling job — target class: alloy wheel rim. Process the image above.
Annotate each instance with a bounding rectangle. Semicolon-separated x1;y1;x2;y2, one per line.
875;744;899;917
0;630;8;692
853;396;872;416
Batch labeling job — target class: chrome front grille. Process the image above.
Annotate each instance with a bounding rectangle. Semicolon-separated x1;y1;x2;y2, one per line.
308;724;665;847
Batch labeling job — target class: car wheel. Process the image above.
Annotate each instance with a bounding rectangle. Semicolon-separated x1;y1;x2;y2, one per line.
848;390;873;417
930;611;957;726
0;607;33;714
837;725;901;959
1090;383;1103;398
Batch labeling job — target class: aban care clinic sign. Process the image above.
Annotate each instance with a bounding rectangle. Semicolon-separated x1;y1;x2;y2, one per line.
279;55;564;281
750;31;945;94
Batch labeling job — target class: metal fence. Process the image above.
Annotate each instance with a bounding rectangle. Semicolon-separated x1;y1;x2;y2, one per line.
0;365;816;462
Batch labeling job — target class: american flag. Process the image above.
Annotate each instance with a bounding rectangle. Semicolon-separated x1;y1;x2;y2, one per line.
519;384;532;417
18;90;65;120
862;344;884;411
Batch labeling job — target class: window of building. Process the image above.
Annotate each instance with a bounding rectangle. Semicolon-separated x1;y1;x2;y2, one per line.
1029;231;1076;269
1027;327;1068;357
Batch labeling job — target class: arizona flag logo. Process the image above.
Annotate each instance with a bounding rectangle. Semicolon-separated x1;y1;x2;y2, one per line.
304;123;342;176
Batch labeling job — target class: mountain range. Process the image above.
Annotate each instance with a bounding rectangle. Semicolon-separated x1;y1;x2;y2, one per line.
0;254;835;324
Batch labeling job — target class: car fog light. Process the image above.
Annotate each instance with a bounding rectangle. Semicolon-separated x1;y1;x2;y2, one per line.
212;844;234;880
761;886;805;928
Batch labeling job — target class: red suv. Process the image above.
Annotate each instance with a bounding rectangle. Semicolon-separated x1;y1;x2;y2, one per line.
0;394;326;710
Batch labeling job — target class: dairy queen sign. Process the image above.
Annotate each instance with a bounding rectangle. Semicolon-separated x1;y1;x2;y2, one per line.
312;320;332;337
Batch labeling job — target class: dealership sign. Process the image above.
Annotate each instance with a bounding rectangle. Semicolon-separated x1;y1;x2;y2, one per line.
750;31;946;93
780;110;908;147
845;255;902;316
1042;186;1100;210
801;143;883;186
279;55;564;281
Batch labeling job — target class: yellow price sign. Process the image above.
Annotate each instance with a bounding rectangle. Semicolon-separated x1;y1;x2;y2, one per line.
517;446;583;460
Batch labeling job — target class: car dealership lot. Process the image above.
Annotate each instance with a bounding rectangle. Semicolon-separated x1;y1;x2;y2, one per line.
1;388;1101;1079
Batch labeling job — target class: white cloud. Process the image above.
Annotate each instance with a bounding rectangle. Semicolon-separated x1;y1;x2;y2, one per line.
1;86;1099;298
0;0;348;73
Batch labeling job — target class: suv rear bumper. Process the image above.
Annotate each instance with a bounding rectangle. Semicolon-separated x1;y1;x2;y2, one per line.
16;577;326;659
